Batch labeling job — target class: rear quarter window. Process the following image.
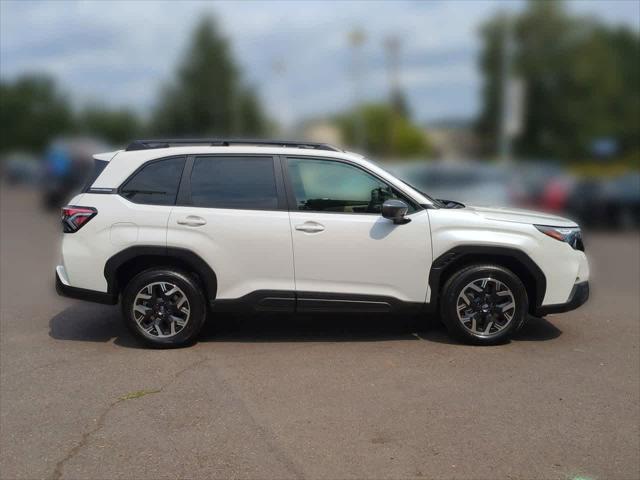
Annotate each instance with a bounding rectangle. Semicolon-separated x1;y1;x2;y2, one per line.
82;159;109;192
120;157;186;205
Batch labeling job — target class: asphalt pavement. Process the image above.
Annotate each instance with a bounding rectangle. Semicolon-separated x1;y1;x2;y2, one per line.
1;186;639;480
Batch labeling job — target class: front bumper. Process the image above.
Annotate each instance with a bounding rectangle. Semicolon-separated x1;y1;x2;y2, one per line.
534;281;589;316
55;266;117;305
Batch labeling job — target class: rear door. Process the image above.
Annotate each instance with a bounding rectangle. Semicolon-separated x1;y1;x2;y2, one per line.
167;155;295;303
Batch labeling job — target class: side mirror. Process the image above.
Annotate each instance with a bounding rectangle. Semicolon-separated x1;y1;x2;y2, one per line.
382;199;411;225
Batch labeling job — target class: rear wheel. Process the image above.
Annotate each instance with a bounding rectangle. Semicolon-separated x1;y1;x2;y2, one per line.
440;264;528;345
121;268;206;348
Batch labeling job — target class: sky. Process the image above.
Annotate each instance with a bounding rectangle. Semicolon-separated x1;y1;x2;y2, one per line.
1;0;639;127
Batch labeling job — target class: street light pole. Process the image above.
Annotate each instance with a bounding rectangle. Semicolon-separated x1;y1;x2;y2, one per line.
384;35;401;157
349;28;366;151
498;13;514;163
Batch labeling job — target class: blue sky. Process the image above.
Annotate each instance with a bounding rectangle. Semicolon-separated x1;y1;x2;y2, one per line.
1;0;638;126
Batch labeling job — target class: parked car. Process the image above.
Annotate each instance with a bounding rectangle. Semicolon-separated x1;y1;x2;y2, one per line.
2;152;42;186
386;161;514;207
507;162;576;213
567;172;640;229
41;138;109;209
566;177;606;227
603;173;640;228
56;139;589;347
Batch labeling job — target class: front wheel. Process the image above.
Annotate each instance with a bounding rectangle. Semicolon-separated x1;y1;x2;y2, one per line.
440;264;528;345
121;268;207;348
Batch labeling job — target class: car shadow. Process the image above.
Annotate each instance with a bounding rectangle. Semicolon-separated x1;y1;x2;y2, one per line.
513;316;563;341
49;303;562;349
416;315;563;345
48;302;141;348
201;312;420;343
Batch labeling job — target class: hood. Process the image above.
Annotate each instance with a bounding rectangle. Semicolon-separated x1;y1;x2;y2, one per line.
467;205;578;227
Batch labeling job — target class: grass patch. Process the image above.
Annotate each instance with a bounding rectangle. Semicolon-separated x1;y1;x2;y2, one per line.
119;389;161;401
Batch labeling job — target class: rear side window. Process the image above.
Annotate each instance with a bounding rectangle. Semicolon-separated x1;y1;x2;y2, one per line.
190;156;278;210
120;157;185;205
82;159;109;192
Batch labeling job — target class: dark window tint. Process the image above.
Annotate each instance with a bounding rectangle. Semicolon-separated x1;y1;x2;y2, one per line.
287;158;414;214
120;157;185;205
190;156;278;210
82;159;109;192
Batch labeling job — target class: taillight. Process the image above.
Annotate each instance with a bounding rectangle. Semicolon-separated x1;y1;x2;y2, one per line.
61;206;97;233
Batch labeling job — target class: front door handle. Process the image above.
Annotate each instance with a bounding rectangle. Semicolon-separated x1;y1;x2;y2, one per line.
295;222;325;233
177;216;207;227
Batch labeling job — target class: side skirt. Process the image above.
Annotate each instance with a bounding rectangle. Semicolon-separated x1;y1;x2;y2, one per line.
211;290;425;315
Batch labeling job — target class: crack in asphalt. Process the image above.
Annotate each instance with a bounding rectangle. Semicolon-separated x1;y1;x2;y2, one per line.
49;353;305;479
49;356;210;480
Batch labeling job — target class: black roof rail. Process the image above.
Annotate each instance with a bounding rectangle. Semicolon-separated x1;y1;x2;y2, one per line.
125;139;342;152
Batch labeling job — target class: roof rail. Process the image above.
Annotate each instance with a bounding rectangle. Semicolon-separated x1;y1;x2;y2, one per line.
125;139;342;152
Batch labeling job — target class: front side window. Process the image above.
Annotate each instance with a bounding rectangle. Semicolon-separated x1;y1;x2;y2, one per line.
190;156;279;210
287;158;414;214
120;157;185;205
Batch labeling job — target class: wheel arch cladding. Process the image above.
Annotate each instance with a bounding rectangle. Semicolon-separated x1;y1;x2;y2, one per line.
429;246;546;315
104;246;217;301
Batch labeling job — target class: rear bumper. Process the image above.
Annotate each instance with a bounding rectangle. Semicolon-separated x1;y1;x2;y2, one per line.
534;281;589;316
55;266;117;305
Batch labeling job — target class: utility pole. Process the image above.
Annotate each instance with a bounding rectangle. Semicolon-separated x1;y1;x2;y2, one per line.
498;13;514;163
349;28;366;151
384;35;401;157
384;36;401;111
271;58;291;134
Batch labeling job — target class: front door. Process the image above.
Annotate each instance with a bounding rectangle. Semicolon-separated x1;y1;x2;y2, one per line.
284;157;432;307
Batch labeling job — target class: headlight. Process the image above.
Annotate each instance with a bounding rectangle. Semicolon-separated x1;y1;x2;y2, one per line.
535;225;584;251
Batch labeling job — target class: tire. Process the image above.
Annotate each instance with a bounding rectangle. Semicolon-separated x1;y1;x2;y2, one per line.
121;268;207;348
440;264;528;345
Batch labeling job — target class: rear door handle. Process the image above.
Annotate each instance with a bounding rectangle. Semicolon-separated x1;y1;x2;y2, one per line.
177;216;207;227
295;222;325;233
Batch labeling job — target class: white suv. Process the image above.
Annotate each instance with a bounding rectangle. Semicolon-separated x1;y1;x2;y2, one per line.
56;139;589;347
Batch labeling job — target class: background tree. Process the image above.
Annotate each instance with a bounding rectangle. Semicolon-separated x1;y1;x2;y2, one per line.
152;15;267;137
0;74;73;153
237;87;268;136
337;104;431;157
476;0;640;161
77;105;143;146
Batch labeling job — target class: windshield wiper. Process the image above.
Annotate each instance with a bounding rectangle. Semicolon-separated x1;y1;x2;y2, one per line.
437;199;465;209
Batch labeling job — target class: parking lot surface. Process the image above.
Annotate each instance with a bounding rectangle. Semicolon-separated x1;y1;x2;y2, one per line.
1;187;639;480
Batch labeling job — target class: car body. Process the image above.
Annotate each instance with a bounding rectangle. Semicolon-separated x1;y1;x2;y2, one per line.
56;140;590;347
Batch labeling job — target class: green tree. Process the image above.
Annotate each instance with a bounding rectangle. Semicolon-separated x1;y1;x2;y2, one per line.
237;87;267;136
337;104;431;157
77;105;143;146
476;0;640;160
152;15;267;137
0;74;73;153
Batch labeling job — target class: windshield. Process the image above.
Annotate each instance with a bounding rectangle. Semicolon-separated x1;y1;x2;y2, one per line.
398;178;446;208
